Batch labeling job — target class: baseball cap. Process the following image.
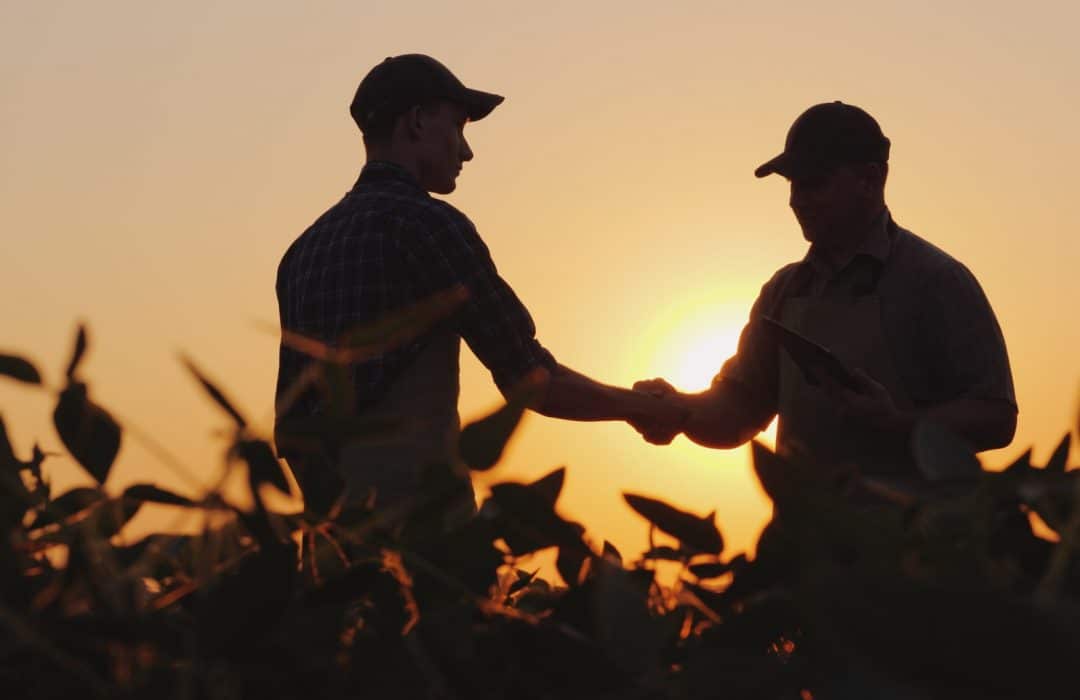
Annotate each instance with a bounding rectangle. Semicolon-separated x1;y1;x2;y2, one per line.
754;101;890;179
350;54;504;133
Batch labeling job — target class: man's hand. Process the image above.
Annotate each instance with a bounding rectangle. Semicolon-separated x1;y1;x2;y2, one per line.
629;378;686;445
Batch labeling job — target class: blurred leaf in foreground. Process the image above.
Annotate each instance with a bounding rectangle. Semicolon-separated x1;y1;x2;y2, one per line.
53;382;121;485
623;493;723;555
180;355;248;429
0;353;42;385
459;368;547;471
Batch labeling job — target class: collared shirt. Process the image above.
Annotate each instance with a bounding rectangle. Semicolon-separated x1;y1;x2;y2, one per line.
715;210;1017;436
275;161;556;430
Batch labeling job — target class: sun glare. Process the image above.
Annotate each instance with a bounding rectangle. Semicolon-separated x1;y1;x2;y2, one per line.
637;299;778;448
645;303;745;392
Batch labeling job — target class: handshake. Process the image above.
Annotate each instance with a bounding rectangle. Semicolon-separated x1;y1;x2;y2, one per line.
628;377;689;445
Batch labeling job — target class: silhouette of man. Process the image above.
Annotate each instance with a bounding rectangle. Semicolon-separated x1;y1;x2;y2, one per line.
634;102;1017;478
275;54;681;509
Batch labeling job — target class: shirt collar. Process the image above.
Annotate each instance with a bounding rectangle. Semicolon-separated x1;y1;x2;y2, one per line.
804;208;893;275
353;160;427;194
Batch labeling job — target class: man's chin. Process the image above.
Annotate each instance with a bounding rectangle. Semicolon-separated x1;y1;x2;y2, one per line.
430;179;457;195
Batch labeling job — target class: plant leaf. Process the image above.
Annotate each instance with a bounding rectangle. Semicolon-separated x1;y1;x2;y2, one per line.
180;356;247;428
123;483;198;507
237;439;290;494
53;382;121;485
65;325;87;379
623;493;723;554
0;353;41;385
30;486;105;529
642;546;687;561
689;557;744;580
1004;447;1034;474
489;481;585;556
459;369;547;471
601;540;623;565
529;466;565;506
1044;433;1072;473
0;415;18;469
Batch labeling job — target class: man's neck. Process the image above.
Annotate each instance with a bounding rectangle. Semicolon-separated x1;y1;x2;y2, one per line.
815;206;887;270
365;147;420;183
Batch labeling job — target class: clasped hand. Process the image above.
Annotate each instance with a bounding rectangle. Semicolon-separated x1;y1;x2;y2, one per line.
629;377;686;445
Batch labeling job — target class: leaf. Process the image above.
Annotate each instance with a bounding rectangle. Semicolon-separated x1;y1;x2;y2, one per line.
530;466;565;506
489;481;586;556
53;382;121;485
180;356;247;428
1044;433;1072;473
508;568;539;596
237;439;290;494
623;493;723;554
1004;447;1034;474
123;483;197;507
601;540;623;565
911;419;981;481
0;415;18;469
280;285;470;364
65;324;87;379
30;486;105;529
642;546;687;561
0;353;42;385
97;496;143;539
459;369;547;471
556;544;591;587
689;555;747;580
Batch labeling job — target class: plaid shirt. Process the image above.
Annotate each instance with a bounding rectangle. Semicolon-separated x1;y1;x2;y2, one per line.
275;160;555;431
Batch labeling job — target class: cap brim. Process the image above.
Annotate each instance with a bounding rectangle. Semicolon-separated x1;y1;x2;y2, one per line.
754;153;788;178
462;88;504;122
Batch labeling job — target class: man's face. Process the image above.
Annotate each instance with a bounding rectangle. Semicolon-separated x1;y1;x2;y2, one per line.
787;164;865;245
415;101;473;195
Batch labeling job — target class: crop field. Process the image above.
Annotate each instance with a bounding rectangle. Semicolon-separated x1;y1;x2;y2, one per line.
1;321;1078;699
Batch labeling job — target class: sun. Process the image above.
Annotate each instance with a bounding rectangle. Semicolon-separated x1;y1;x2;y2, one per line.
636;298;778;447
643;302;747;392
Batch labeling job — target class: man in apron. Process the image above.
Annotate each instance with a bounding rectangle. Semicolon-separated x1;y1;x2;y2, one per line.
275;55;683;514
632;102;1017;481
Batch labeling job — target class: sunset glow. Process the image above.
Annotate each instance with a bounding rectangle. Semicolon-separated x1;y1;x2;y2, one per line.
1;1;1078;562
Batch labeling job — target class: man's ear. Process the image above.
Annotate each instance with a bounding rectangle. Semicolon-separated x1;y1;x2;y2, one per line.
402;104;425;142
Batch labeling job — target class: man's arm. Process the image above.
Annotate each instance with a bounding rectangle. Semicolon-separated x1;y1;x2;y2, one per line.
632;377;775;449
534;364;688;428
832;370;1016;452
412;209;682;431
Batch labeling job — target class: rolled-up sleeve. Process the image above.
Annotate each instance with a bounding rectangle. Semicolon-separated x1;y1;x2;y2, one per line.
404;205;556;395
922;262;1017;408
712;267;795;434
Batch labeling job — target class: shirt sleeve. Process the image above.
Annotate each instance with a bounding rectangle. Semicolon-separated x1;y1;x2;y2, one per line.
404;204;557;395
711;266;794;434
922;262;1017;408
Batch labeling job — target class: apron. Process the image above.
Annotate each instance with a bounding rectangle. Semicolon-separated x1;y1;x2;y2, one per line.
336;330;474;511
775;267;916;479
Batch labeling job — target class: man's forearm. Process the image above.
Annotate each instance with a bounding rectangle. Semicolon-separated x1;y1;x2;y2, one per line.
882;398;1017;453
534;364;670;423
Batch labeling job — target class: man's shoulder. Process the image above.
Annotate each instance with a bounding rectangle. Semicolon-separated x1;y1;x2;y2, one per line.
892;223;978;283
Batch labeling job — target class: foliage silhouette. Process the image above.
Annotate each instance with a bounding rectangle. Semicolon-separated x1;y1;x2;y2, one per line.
0;319;1078;699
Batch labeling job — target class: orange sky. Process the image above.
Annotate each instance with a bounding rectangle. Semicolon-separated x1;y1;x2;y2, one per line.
2;2;1078;560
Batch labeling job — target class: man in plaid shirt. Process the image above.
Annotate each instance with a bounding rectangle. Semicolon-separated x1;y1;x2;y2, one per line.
275;55;680;507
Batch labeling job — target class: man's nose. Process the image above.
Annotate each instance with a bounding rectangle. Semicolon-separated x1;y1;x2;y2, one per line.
460;136;473;162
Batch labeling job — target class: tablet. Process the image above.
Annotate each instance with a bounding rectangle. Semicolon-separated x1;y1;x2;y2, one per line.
761;316;863;392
